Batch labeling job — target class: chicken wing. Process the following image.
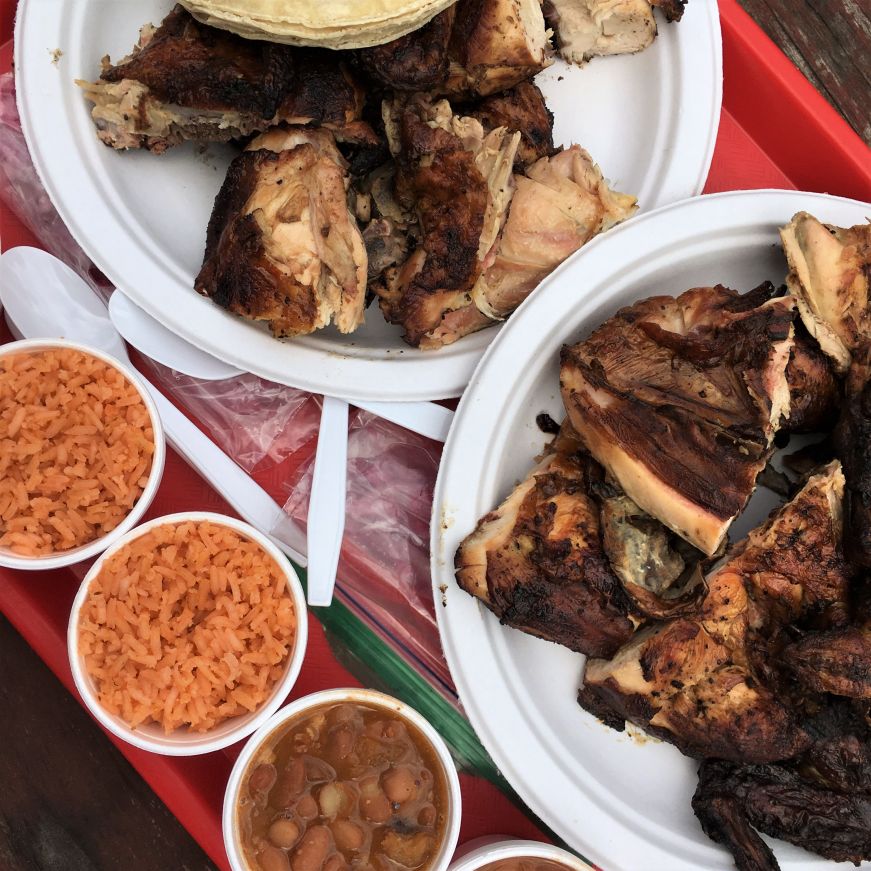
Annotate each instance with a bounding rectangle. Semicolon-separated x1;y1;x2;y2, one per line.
560;283;795;555
195;128;367;337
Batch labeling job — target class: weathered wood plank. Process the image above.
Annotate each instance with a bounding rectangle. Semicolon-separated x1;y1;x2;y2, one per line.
0;615;217;871
739;0;871;144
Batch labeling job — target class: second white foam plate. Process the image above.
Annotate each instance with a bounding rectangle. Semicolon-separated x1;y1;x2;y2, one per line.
431;189;871;871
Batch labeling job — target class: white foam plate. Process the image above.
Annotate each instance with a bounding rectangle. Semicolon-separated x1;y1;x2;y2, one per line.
432;190;871;871
15;0;721;401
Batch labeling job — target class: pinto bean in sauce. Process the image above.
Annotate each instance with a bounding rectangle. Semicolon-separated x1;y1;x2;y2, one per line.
238;703;449;871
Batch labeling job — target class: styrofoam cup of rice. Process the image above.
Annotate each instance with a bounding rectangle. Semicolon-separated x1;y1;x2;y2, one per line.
67;511;308;755
0;337;165;570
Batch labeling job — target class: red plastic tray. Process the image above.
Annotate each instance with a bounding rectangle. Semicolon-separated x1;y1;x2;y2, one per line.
2;0;870;868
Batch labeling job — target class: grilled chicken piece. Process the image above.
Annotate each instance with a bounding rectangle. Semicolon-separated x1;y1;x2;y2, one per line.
79;5;363;153
544;0;685;64
651;0;687;19
581;462;852;762
358;6;456;90
561;283;795;555
834;345;871;567
544;0;658;64
472;146;636;321
195;128;367;337
464;81;555;169
443;0;552;98
378;96;520;348
786;625;871;698
782;326;840;433
456;425;637;657
780;212;871;374
693;757;871;871
598;490;708;619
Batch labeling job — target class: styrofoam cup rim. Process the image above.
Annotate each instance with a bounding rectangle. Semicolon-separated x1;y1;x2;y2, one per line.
67;510;308;756
0;337;166;570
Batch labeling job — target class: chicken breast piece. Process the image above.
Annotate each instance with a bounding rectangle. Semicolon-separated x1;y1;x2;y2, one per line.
582;461;851;762
561;283;795;555
456;427;637;657
195;128;366;337
378;96;520;348
780;211;871;374
544;0;657;64
544;0;686;65
472;146;637;321
79;5;363;153
443;0;553;97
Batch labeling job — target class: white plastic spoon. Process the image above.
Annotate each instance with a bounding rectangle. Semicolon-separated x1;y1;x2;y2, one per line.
108;291;454;442
0;246;307;566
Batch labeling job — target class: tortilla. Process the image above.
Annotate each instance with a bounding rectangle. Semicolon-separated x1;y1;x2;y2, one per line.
179;0;459;48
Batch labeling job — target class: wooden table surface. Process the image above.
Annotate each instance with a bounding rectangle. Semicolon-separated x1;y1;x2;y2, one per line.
2;3;870;871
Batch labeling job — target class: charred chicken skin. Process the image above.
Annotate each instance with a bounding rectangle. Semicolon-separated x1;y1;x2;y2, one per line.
455;426;638;657
357;6;457;91
580;461;852;763
694;750;871;871
79;5;363;153
463;81;556;170
195;128;367;338
560;282;795;555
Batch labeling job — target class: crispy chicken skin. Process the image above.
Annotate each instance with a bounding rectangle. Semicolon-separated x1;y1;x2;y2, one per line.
581;462;852;763
782;325;840;433
455;427;637;657
357;6;456;91
472;146;637;321
378;96;520;348
463;81;555;169
694;755;871;871
79;5;363;152
443;0;552;97
195;128;366;338
780;212;871;374
560;283;795;555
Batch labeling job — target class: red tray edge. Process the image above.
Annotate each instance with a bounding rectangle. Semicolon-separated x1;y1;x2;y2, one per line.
2;2;871;869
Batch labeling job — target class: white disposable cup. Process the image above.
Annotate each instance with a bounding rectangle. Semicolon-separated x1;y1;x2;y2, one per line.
67;511;308;755
0;337;166;570
223;688;463;871
449;838;594;871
